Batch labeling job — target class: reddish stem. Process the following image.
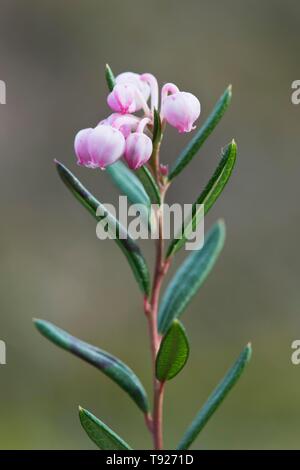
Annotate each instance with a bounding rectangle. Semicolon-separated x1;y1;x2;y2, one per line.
153;380;165;449
144;182;171;450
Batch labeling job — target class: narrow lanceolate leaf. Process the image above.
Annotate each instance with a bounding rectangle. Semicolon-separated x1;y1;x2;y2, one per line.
169;85;232;180
79;407;132;450
167;140;236;257
156;321;189;381
105;64;116;92
55;160;150;296
158;221;225;334
135;165;161;205
107;160;151;223
152;108;162;147
177;343;252;450
34;319;149;413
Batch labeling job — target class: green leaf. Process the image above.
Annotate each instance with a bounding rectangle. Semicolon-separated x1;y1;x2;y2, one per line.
107;160;151;224
158;221;225;334
169;85;232;180
105;64;116;92
177;343;252;450
167;140;236;257
107;160;150;207
135;165;161;205
152;108;162;147
34;319;149;413
79;407;132;450
55;160;150;296
156;321;189;381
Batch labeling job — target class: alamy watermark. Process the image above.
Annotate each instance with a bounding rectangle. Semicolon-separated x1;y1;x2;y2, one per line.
291;340;300;365
0;340;6;365
95;196;204;251
291;80;300;105
0;80;6;104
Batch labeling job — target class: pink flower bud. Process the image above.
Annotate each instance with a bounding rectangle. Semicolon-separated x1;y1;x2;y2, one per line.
160;163;169;176
124;117;153;170
88;125;125;170
74;128;95;168
107;83;138;114
125;133;153;170
162;90;200;133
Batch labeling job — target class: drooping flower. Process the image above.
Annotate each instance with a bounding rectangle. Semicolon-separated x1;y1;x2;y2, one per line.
87;125;125;169
124;118;153;170
74;128;95;168
74;69;201;172
99;113;139;138
116;72;150;106
107;83;137;114
161;83;200;133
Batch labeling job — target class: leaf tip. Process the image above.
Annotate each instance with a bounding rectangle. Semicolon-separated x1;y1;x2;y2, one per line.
79;406;90;421
245;342;252;359
54;159;64;173
216;218;226;239
105;64;113;77
230;138;237;152
33;318;44;331
78;406;87;425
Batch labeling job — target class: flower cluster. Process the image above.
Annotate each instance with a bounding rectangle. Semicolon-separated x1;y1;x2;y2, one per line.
74;71;201;171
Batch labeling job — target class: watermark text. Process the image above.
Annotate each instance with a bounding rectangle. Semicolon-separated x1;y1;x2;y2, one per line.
95;196;205;251
0;80;6;104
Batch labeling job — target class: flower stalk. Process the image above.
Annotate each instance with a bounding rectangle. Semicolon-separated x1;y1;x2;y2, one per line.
143;145;172;449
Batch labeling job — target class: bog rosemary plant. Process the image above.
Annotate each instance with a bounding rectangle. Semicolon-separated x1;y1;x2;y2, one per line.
34;65;252;450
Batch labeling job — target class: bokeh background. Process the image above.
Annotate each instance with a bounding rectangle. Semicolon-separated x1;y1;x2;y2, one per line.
0;0;299;449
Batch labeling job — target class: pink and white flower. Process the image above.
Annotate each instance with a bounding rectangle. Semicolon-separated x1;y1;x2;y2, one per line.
74;69;201;172
161;83;201;133
99;113;139;138
87;125;125;170
74;128;95;168
124;118;153;170
107;83;137;114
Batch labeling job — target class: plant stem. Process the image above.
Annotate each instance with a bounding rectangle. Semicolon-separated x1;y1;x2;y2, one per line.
144;176;171;450
153;380;165;449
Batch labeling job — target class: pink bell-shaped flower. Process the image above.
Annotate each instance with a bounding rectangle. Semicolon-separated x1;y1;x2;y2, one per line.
74;128;95;168
99;113;139;138
161;84;200;133
88;125;125;169
107;83;137;114
124;118;153;170
116;72;150;109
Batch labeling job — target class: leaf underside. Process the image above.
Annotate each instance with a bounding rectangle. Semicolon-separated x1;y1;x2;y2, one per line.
79;407;132;450
156;320;190;381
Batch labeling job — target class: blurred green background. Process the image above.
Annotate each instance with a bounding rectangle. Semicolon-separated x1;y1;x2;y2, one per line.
0;0;299;449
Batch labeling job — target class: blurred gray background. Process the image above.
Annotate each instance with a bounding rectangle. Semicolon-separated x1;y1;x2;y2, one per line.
0;0;299;449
